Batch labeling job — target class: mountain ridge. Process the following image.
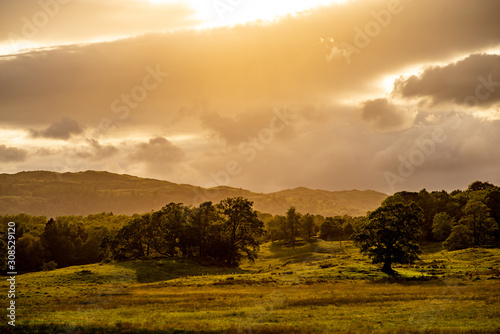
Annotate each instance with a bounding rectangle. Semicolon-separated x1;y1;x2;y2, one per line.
0;170;387;217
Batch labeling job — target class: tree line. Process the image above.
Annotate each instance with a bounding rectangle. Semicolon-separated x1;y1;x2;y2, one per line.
352;181;499;274
265;208;363;246
1;181;499;273
382;181;499;250
0;212;129;272
0;198;265;272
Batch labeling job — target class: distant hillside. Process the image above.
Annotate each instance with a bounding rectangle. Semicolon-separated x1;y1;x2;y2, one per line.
0;171;387;217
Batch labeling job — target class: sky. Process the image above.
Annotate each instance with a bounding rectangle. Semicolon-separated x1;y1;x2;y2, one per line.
1;0;500;194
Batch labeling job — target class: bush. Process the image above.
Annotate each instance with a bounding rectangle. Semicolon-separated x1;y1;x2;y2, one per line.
41;261;58;271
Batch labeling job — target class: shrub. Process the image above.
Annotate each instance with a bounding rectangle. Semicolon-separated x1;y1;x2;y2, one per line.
41;261;58;271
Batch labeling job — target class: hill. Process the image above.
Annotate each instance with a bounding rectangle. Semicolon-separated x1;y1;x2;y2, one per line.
0;170;387;217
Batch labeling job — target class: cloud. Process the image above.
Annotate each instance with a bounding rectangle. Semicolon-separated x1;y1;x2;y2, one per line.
1;0;500;130
394;54;500;107
1;0;500;194
88;139;118;160
30;118;84;140
75;139;118;161
0;0;198;49
128;136;184;166
36;148;59;157
0;145;28;163
360;98;417;132
199;106;300;145
369;116;500;193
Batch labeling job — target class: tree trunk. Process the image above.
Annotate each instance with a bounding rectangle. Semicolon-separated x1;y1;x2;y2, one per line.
382;261;394;275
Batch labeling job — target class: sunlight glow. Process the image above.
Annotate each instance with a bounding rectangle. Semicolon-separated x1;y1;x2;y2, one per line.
149;0;351;28
0;42;41;57
379;68;422;96
0;129;28;145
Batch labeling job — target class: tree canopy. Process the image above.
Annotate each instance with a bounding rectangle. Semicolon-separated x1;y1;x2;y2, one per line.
107;197;264;267
352;202;423;274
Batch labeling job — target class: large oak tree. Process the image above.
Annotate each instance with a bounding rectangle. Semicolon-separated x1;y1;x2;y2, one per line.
353;202;423;275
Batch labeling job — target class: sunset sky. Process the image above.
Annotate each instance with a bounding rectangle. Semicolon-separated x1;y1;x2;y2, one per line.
1;0;499;194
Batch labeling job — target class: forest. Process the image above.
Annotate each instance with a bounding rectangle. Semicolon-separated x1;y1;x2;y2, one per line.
1;181;499;273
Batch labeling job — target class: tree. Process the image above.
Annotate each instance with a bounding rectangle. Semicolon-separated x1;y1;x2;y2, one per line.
153;203;190;257
0;238;6;271
300;213;316;241
467;181;496;193
459;200;498;246
432;212;454;241
16;234;45;272
485;188;500;238
443;225;473;251
351;216;368;234
139;214;159;257
286;207;301;248
82;227;109;263
319;217;343;240
42;218;76;267
266;215;290;242
352;202;423;275
342;221;355;238
191;202;219;257
110;216;149;260
107;198;265;266
217;197;264;266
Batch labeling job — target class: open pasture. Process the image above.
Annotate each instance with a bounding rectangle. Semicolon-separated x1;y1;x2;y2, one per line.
2;240;499;333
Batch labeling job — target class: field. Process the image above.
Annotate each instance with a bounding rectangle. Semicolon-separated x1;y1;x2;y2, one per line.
2;240;500;333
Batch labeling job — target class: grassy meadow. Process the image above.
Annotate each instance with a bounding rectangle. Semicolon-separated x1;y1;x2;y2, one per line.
2;239;499;333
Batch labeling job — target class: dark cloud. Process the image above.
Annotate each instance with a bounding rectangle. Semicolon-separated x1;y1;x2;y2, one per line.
30;118;84;140
0;145;28;163
361;98;416;132
394;54;500;107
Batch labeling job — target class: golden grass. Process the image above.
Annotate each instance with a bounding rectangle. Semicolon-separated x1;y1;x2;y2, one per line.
2;240;499;333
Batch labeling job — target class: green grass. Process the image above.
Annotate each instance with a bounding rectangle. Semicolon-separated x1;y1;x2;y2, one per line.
2;240;499;333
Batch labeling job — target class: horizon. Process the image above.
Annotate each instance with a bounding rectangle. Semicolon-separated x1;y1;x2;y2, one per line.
1;0;500;195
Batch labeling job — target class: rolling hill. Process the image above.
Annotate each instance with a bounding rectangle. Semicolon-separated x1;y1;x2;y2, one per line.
0;171;387;217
